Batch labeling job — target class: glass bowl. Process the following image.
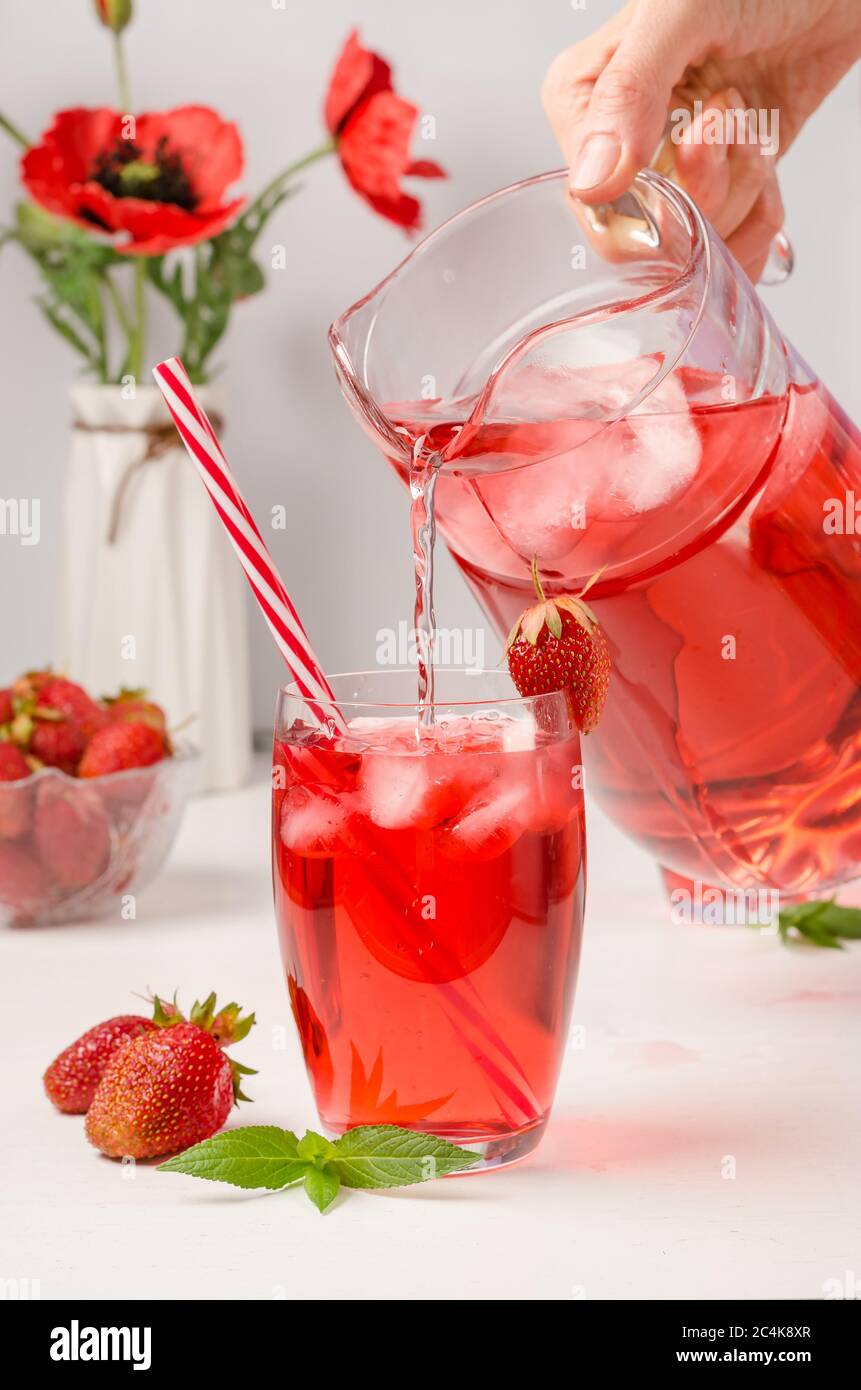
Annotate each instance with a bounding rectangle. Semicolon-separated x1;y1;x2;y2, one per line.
0;743;199;926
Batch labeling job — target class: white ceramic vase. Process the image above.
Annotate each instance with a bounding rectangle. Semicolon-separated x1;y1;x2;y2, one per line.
57;383;252;793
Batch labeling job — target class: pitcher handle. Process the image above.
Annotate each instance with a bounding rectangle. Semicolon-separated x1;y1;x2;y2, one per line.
759;228;794;286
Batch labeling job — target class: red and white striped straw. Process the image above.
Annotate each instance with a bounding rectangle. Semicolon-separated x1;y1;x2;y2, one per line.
152;356;345;733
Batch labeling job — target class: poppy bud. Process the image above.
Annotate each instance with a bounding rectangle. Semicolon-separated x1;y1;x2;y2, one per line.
93;0;133;34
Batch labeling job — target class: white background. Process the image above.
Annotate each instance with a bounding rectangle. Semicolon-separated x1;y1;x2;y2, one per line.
0;0;859;733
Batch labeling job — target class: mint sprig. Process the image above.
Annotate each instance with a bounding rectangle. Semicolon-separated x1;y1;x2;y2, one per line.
778;899;861;949
158;1123;479;1213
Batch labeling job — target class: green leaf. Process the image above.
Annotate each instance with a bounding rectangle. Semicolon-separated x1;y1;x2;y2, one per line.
208;245;265;300
331;1125;480;1189
37;300;95;362
809;903;861;939
544;603;563;640
15;201;96;253
798;925;844;950
5;205;120;378
189;992;218;1030
303;1163;340;1213
210;1001;256;1045
296;1130;337;1166
158;1126;304;1190
777;898;861;949
151;993;181;1028
228;1058;258;1104
145;256;186;316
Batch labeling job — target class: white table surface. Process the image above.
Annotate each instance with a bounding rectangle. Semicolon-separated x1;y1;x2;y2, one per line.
3;757;860;1302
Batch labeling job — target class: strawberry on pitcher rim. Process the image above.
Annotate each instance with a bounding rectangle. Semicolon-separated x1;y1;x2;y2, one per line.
506;556;611;734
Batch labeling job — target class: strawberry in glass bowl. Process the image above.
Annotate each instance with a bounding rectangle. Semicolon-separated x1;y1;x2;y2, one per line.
0;674;198;925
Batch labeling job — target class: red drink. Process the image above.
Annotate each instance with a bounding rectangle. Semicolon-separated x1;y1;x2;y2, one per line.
273;678;585;1164
388;368;861;897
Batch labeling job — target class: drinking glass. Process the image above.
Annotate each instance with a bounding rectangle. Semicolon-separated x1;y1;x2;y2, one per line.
272;669;585;1170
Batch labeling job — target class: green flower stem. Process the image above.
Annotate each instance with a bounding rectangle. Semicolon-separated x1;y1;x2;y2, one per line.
0;112;30;150
113;31;132;112
93;280;108;384
181;244;204;364
128;258;146;384
245;137;336;222
104;268;132;342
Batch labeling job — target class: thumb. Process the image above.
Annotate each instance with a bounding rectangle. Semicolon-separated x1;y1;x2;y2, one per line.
569;6;704;202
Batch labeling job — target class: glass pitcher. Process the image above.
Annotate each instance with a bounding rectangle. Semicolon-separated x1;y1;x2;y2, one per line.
330;170;861;900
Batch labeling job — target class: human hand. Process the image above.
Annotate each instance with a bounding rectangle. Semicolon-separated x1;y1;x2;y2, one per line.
542;0;861;281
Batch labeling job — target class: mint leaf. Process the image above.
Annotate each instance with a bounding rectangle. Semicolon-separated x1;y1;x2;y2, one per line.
331;1125;479;1188
778;899;861;949
296;1131;337;1166
158;1126;304;1190
809;903;861;939
303;1164;340;1213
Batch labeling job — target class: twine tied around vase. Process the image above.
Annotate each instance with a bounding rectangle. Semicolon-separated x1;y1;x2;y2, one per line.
73;413;224;544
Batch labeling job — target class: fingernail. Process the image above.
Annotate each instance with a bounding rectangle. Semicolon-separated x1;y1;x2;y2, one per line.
570;133;621;192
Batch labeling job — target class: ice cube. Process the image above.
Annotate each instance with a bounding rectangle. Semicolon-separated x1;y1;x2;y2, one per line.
357;747;496;830
357;755;446;829
479;423;603;563
280;785;358;858
501;716;536;752
607;373;701;516
477;361;702;560
438;778;530;861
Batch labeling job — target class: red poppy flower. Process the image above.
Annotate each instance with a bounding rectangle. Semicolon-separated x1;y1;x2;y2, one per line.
325;30;446;231
21;106;244;256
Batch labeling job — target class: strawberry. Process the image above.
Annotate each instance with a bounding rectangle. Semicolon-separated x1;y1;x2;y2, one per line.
0;841;51;919
0;689;13;725
104;687;168;740
85;992;255;1159
4;673;97;775
0;742;31;780
12;669;52;702
0;742;32;839
44;1014;156;1114
35;676;108;741
29;717;86;775
506;558;611;733
33;780;111;891
79;721;167;778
